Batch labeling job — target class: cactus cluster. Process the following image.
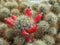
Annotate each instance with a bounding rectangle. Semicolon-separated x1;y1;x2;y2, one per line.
0;0;59;45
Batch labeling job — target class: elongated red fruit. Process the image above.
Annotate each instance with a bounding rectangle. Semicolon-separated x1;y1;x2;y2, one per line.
27;26;38;34
25;8;32;17
5;18;14;26
26;37;32;42
34;14;42;23
11;15;17;20
22;30;29;37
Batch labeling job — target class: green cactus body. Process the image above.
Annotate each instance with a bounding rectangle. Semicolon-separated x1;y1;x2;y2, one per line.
0;22;7;36
0;7;10;21
32;3;39;11
4;1;13;9
14;15;35;32
42;35;55;45
47;27;57;35
5;29;16;39
49;0;57;5
26;42;33;45
12;1;18;8
44;12;58;27
19;2;29;13
26;40;47;45
14;36;25;45
34;40;47;45
11;9;20;16
0;38;10;45
31;10;38;18
37;20;50;32
38;4;50;15
41;0;49;5
52;3;60;14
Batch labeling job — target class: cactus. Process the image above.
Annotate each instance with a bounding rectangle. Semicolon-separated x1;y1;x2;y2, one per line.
26;43;33;45
38;4;50;15
14;15;35;32
4;0;18;9
14;36;25;45
4;1;12;9
19;2;29;13
0;22;7;37
11;9;20;16
0;7;10;21
52;3;60;14
44;12;58;27
31;10;38;18
0;38;10;45
32;3;39;11
12;1;18;8
49;0;57;5
34;40;47;45
4;28;16;39
42;35;55;45
47;27;57;36
26;40;47;45
37;20;50;32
